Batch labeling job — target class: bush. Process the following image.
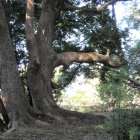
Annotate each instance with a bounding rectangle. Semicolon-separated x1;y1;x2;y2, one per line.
106;109;140;140
98;69;140;140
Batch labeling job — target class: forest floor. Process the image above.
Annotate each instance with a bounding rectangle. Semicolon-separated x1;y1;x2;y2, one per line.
0;112;115;140
0;123;114;140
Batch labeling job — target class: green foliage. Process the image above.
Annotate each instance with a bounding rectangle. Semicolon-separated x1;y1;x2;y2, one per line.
98;69;140;139
106;109;140;140
54;1;129;55
5;0;26;43
128;42;140;75
129;127;139;140
98;69;133;110
52;64;80;101
54;9;128;55
124;0;140;30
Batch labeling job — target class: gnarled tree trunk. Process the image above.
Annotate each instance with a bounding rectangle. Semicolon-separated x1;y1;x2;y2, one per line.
25;0;127;122
25;0;66;122
0;0;128;129
0;0;33;130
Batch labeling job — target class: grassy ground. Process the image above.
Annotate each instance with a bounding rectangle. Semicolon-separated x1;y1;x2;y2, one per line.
0;122;115;140
0;111;116;140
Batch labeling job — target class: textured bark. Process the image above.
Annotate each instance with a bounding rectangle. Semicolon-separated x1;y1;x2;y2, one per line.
53;50;127;68
26;0;38;60
26;0;54;111
26;0;42;111
0;1;31;129
25;0;66;122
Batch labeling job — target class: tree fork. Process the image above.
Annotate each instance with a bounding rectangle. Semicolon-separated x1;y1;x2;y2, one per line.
25;0;68;123
25;0;127;123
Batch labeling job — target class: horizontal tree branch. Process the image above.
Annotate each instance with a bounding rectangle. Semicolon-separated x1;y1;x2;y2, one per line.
54;50;127;68
63;0;130;13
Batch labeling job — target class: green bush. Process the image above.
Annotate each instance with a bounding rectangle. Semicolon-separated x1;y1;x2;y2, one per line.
98;69;140;140
106;109;140;140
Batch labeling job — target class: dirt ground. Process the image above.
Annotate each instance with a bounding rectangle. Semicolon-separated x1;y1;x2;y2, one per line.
0;119;117;140
0;111;116;140
0;124;114;140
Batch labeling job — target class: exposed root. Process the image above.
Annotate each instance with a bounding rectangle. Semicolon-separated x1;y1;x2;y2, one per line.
2;106;108;136
29;110;67;124
3;119;28;135
4;127;16;134
34;119;50;127
45;112;67;124
57;107;107;124
4;119;50;134
32;106;108;125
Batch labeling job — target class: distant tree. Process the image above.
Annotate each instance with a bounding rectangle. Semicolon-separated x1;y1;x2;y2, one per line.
124;0;140;29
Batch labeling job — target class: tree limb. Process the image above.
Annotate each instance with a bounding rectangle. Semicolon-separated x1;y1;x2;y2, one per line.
26;0;39;62
63;0;130;13
53;50;127;68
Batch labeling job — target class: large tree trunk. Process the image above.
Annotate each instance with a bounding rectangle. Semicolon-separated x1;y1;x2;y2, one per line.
26;0;66;122
0;0;32;130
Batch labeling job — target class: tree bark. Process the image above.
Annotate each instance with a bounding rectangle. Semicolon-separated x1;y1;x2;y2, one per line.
0;0;32;129
25;0;66;122
53;50;127;68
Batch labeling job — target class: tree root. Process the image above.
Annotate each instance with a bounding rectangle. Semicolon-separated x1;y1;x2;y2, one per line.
29;106;108;125
57;107;107;124
3;106;108;135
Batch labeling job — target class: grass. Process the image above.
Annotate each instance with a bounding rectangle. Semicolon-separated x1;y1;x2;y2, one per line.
0;122;115;140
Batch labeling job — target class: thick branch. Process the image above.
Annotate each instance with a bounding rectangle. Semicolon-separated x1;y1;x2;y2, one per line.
63;0;130;13
26;0;38;61
54;50;127;68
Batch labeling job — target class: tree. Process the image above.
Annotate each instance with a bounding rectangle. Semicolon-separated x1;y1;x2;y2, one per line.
123;0;140;30
0;0;129;130
0;0;29;129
